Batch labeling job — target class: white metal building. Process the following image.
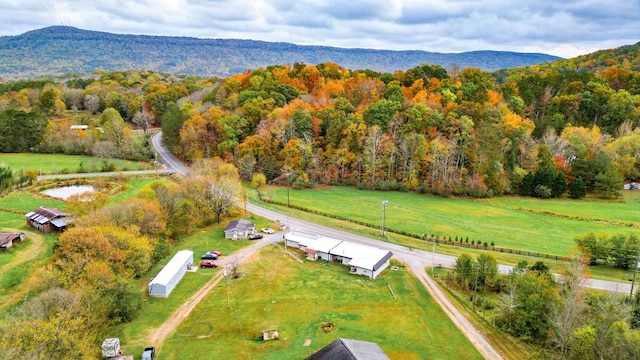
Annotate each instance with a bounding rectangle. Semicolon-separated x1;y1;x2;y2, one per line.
284;231;393;279
284;231;319;250
329;242;393;279
148;250;193;298
304;236;343;261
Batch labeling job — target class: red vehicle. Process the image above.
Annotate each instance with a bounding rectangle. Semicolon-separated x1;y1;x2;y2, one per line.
200;260;218;268
210;250;222;256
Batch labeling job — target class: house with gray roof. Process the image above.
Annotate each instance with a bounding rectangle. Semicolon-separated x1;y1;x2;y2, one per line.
224;219;255;239
306;338;390;360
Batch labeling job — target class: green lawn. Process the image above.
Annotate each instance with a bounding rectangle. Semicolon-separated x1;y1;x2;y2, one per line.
264;186;640;257
118;215;274;352
0;153;152;174
158;246;483;360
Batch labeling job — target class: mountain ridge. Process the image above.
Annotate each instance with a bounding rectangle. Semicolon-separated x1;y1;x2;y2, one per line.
0;26;562;78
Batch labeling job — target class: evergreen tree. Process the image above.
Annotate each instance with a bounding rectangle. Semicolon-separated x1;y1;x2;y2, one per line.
519;172;535;196
595;164;624;198
552;173;568;197
569;177;587;199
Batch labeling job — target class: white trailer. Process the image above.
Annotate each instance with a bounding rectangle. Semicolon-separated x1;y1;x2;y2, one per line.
148;250;193;298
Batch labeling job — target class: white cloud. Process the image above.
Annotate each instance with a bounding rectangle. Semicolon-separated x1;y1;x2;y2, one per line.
0;0;637;58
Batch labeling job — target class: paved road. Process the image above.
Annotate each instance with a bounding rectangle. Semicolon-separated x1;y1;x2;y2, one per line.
248;203;504;359
148;130;633;296
247;204;633;294
151;131;189;176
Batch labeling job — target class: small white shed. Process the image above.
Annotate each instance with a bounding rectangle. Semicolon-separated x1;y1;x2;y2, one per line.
148;250;193;298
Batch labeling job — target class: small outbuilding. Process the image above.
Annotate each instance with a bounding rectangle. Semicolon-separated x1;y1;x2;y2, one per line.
0;232;26;250
306;338;390;360
148;250;193;298
224;219;255;239
25;206;74;233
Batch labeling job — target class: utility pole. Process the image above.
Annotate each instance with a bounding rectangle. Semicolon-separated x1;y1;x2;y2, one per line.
381;200;388;237
284;172;292;207
154;152;158;175
224;264;230;309
630;247;640;301
431;241;436;277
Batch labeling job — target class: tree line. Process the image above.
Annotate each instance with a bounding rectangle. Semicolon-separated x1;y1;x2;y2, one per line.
2;45;638;199
450;253;640;359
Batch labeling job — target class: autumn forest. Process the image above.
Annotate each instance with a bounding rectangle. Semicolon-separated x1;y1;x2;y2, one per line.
1;43;638;200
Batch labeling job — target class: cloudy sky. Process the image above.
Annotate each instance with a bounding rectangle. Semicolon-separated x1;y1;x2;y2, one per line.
1;0;638;58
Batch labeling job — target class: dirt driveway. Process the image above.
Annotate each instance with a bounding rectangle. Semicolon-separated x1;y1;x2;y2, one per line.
0;229;45;312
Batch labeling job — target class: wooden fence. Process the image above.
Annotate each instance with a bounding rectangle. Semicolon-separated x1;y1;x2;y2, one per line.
259;196;569;262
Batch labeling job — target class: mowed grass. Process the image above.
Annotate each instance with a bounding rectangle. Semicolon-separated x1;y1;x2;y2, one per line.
267;186;640;257
159;246;483;360
119;215;275;353
0;153;152;174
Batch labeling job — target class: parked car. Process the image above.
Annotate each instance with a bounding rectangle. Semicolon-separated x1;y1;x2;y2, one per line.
200;260;218;268
249;233;263;240
141;346;155;360
201;252;219;260
261;228;274;234
209;250;222;256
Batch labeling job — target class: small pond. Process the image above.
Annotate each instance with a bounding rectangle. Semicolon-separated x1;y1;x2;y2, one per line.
41;185;96;200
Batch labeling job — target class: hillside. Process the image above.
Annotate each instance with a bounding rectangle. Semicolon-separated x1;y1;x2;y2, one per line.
494;41;640;80
0;26;561;78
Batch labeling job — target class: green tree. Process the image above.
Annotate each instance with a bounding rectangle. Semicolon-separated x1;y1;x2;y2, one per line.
363;99;401;132
0;165;13;193
474;254;498;291
0;110;48;152
569;177;587;199
552;173;568;197
454;253;474;291
102;281;144;322
594;163;624;198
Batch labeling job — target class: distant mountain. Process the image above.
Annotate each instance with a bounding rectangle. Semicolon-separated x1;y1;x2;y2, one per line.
0;26;562;78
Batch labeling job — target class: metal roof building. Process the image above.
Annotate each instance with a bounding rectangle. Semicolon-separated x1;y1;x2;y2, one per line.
306;338;390;360
25;206;74;233
284;232;393;279
148;250;194;298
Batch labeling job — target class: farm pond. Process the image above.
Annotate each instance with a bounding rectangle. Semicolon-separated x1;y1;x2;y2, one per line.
42;185;95;200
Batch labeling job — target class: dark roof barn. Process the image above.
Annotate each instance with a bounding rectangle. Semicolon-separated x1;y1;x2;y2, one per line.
306;338;390;360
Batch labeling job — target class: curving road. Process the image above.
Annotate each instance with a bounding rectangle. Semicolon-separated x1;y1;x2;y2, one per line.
151;131;189;176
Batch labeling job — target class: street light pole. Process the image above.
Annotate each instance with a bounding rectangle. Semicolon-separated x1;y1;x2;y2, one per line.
630;248;640;301
285;172;292;207
381;200;388;237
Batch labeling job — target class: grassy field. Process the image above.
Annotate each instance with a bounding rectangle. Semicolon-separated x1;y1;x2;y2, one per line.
262;186;640;257
0;153;152;174
157;246;483;360
0;191;64;313
118;214;280;352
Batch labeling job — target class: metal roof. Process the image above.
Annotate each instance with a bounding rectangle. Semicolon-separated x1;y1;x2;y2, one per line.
149;250;194;286
25;206;73;224
306;338;390;360
330;242;392;271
